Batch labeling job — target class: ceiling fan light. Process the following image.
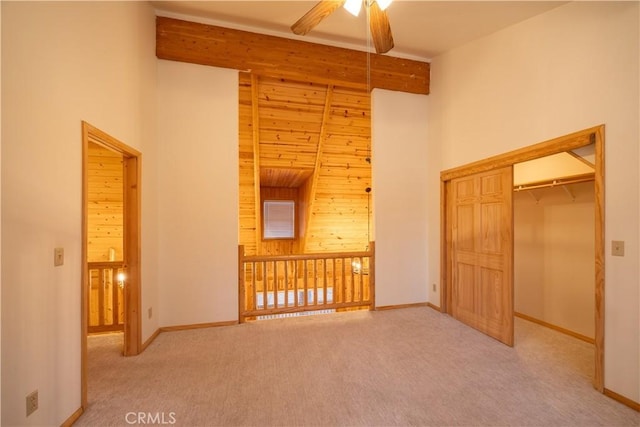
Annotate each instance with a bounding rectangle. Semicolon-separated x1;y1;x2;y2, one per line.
377;0;392;11
344;0;362;17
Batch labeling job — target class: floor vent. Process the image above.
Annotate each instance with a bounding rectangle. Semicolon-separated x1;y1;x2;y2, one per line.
256;309;336;321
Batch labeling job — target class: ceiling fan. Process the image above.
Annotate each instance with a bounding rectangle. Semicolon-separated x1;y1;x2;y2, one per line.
291;0;394;54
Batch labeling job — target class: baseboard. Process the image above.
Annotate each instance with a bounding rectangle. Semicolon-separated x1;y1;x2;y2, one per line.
604;388;640;412
141;328;161;352
61;406;83;427
427;302;442;312
159;320;238;332
514;312;595;344
376;302;428;311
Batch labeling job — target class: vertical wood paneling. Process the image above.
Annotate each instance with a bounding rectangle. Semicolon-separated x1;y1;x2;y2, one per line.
87;142;124;262
239;74;372;255
239;72;258;255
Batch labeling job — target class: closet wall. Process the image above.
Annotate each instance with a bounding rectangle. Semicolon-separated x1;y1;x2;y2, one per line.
514;181;595;339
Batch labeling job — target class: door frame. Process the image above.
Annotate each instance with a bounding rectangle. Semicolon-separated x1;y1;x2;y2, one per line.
81;121;142;408
440;125;605;392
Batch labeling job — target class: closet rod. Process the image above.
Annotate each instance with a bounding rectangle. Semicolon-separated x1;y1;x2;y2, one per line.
514;174;594;192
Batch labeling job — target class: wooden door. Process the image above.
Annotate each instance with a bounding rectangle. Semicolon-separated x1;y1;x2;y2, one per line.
451;166;514;346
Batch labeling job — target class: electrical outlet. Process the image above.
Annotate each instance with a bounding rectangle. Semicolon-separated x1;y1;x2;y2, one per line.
612;240;625;257
26;390;38;417
148;307;153;319
432;283;437;292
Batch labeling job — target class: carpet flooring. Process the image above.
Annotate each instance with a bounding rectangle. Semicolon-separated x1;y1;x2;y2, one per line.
76;307;639;426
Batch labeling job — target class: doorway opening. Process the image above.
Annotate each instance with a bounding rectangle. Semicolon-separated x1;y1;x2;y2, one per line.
441;125;605;392
513;149;596;344
81;121;142;408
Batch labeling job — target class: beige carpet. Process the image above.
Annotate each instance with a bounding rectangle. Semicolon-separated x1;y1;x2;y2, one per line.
76;307;639;426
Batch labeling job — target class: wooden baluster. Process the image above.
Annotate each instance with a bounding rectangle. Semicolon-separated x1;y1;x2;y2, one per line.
323;259;328;306
358;256;364;303
273;260;278;309
341;258;346;304
111;267;119;325
284;261;289;308
263;261;268;309
253;262;258;311
313;259;318;306
293;261;300;307
303;260;308;308
98;268;105;327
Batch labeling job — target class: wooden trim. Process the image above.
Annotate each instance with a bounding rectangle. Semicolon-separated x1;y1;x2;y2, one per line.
159;320;238;332
593;125;605;392
81;121;143;408
251;75;262;253
514;312;595;344
85;122;142;157
81;123;89;409
441;126;600;182
60;407;83;427
604;389;640;412
123;155;142;356
375;302;429;311
156;17;430;95
244;249;371;263
440;125;605;394
238;245;246;323
141;328;161;352
302;85;334;252
369;241;376;310
427;302;442;312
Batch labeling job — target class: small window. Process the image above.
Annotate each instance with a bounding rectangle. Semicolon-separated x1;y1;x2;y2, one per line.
263;200;295;239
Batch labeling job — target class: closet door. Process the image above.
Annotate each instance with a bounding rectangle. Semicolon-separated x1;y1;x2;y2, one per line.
451;166;514;346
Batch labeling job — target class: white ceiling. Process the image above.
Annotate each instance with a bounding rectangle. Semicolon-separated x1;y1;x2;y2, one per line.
151;1;567;59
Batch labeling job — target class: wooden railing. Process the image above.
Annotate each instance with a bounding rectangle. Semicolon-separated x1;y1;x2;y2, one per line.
88;261;125;333
239;243;375;322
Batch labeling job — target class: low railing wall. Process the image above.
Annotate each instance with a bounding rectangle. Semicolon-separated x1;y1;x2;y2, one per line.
238;243;375;322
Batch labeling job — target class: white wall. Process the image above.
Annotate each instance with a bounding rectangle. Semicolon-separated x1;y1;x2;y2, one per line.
429;1;639;401
156;60;239;327
514;183;595;338
372;90;432;307
1;2;157;425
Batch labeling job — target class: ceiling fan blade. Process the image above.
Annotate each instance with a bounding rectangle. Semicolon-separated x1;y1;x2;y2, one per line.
369;1;394;54
291;0;346;36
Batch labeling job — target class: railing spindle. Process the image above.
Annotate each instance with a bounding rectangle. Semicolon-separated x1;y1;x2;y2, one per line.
323;259;328;306
303;260;308;307
313;259;318;306
273;261;278;309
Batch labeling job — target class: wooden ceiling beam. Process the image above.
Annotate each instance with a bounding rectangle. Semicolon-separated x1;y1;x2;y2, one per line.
157;17;430;95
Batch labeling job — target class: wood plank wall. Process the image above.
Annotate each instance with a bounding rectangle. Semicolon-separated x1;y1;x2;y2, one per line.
239;72;372;255
260;187;300;255
87;142;124;262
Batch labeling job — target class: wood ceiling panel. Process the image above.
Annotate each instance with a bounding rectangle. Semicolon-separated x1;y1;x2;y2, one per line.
239;72;373;254
261;168;313;188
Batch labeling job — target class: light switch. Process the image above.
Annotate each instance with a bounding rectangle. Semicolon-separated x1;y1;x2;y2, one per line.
611;240;625;257
54;248;64;266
